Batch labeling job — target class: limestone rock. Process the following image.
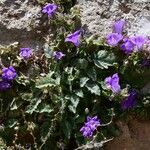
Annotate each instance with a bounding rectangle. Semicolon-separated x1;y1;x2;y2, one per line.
0;0;45;49
78;0;150;38
104;120;150;150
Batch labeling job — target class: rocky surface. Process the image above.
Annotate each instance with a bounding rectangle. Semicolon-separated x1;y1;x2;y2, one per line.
0;0;46;50
104;119;150;150
78;0;150;38
1;0;150;48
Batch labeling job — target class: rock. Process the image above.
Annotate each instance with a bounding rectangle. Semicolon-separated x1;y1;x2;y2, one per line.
0;0;45;50
104;119;150;150
78;0;150;38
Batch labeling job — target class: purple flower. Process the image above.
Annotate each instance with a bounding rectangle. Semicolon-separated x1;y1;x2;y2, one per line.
121;90;137;110
42;3;57;17
20;48;32;60
120;38;135;54
53;51;65;60
80;125;93;138
80;116;101;138
0;80;11;91
130;35;148;50
113;19;125;34
65;30;81;47
106;33;123;47
2;66;17;81
105;73;121;93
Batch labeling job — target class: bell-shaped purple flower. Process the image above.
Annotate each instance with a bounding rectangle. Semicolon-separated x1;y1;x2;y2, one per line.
65;30;81;47
0;80;11;91
20;48;32;60
104;73;121;93
2;66;17;81
113;19;125;34
121;90;137;110
80;116;101;138
106;33;123;47
120;38;135;54
42;3;57;17
85;116;101;131
130;35;148;50
53;51;65;60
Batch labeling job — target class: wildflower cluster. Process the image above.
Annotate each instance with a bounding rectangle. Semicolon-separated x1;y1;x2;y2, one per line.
0;2;149;150
106;19;148;54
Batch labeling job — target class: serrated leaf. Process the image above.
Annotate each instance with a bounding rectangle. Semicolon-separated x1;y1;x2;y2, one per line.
85;81;100;96
6;119;18;128
44;43;53;58
40;120;51;142
36;72;60;89
36;103;53;113
26;98;42;114
68;95;80;113
74;89;84;98
76;58;88;69
87;67;97;81
20;93;33;101
80;77;89;87
94;50;116;69
10;98;24;110
63;121;73;139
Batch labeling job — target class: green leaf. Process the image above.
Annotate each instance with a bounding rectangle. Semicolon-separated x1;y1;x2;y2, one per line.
74;89;84;98
68;95;80;113
87;67;97;81
63;121;73;139
10;98;24;110
6;119;18;128
76;58;88;69
44;43;53;58
94;50;116;69
80;77;89;87
40;120;51;142
36;72;60;89
26;98;42;114
85;81;100;96
36;103;53;113
20;93;33;101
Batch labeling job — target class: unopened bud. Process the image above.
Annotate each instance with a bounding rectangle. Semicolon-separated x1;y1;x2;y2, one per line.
85;108;89;114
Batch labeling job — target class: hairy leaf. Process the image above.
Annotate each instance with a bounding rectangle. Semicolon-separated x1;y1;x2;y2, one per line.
94;50;116;69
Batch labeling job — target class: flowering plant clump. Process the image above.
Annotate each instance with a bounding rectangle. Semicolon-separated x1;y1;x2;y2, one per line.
0;1;150;150
106;19;148;55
